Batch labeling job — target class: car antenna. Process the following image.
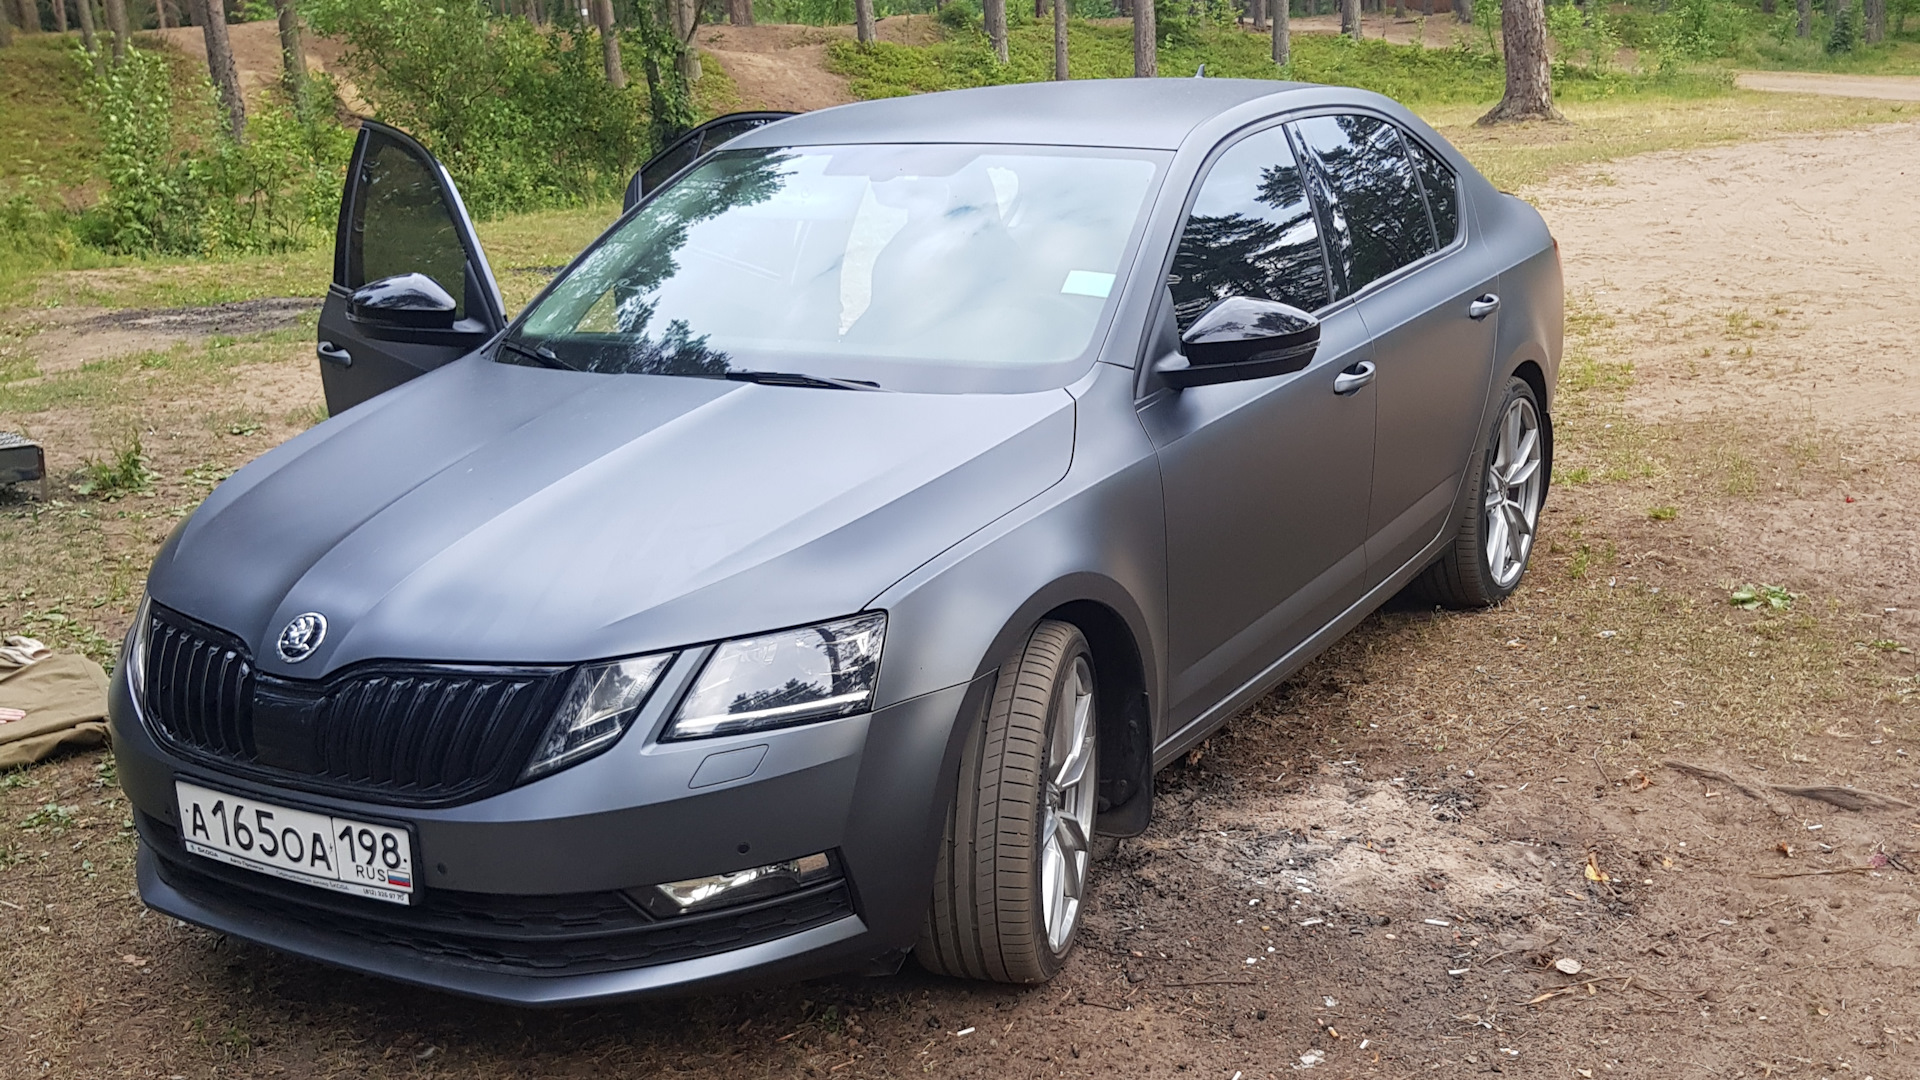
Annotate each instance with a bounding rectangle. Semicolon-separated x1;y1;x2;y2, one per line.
1194;63;1206;77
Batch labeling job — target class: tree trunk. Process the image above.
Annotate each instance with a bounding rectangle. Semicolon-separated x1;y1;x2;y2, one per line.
727;0;751;24
1863;0;1883;42
1251;0;1266;31
194;0;245;140
1053;0;1068;78
1454;0;1470;23
1421;0;1431;15
1393;0;1403;17
591;0;626;85
74;0;99;59
54;0;67;32
1;0;14;45
1795;0;1808;35
984;0;1006;61
672;0;700;81
273;0;307;98
1479;0;1558;123
1340;0;1359;37
103;0;126;62
1131;0;1153;76
1036;0;1044;19
156;0;170;28
1272;0;1289;63
1757;0;1772;12
854;0;874;44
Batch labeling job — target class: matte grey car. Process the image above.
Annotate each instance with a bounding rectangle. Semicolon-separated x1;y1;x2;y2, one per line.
110;78;1561;1006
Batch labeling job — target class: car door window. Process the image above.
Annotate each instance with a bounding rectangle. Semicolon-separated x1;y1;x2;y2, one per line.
1291;114;1436;296
639;134;703;196
1405;135;1460;247
347;130;470;319
1168;127;1330;332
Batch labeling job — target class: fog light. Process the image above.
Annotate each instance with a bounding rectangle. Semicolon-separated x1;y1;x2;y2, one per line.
635;852;837;918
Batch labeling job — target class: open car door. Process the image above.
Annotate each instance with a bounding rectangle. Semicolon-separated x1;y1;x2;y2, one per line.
317;121;506;415
623;111;795;211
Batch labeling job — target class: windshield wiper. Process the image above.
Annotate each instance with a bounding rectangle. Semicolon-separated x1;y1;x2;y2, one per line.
497;338;569;370
723;370;885;392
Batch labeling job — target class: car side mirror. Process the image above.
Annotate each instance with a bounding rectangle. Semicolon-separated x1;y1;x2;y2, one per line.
1154;297;1320;390
348;272;458;330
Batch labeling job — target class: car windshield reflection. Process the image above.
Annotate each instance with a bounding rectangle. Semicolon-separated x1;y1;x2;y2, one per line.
501;144;1165;392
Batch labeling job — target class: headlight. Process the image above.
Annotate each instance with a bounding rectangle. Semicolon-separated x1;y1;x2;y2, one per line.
524;653;671;778
124;591;153;708
664;612;886;740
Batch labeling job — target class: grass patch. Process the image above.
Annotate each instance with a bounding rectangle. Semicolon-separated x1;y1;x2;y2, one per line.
74;434;157;500
1;36;100;195
829;21;1729;106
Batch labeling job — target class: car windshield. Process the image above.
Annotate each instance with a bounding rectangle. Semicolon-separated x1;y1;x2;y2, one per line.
505;143;1165;392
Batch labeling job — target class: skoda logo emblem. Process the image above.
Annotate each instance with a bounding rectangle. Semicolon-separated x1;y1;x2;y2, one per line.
277;612;327;663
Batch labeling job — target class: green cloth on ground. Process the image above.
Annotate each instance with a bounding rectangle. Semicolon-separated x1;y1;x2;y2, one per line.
0;636;110;769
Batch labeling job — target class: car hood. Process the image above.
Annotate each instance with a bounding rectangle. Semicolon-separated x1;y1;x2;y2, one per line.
150;357;1075;678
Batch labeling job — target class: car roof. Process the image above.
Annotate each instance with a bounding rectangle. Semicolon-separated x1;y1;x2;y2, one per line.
728;78;1316;152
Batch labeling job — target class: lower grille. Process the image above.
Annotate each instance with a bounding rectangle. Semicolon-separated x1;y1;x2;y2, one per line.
144;606;567;807
142;815;854;975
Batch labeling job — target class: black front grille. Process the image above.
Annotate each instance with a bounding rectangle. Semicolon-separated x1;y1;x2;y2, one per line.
144;606;568;807
142;815;855;976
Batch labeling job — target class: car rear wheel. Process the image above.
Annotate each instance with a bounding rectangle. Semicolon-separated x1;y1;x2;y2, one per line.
1414;376;1548;608
916;620;1097;983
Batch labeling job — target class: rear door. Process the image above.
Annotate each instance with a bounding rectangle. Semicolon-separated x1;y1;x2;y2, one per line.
1290;114;1499;587
317;122;506;415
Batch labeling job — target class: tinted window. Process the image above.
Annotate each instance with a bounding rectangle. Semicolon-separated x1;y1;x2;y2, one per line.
348;132;468;317
639;133;702;195
511;144;1162;392
1292;114;1436;295
1406;135;1460;247
698;116;774;150
1169;128;1329;331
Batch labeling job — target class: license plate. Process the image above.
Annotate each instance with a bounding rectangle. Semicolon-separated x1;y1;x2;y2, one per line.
173;780;416;905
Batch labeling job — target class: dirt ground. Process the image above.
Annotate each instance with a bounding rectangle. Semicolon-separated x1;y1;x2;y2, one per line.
6;103;1920;1079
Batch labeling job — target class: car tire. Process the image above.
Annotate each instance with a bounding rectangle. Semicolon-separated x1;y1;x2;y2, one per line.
1414;375;1549;609
915;620;1098;984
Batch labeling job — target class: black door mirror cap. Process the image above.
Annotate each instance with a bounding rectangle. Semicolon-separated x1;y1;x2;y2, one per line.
1160;296;1320;389
348;272;459;330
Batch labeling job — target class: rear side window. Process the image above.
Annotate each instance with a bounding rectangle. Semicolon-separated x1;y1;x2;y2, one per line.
1291;114;1436;295
1168;127;1330;330
1406;136;1460;247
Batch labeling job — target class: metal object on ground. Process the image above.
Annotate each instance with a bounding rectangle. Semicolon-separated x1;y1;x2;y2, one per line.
0;432;45;487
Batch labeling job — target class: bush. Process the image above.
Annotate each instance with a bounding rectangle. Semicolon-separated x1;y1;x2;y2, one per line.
938;0;982;29
1651;0;1752;65
1548;0;1620;71
1825;2;1858;52
307;0;652;217
72;45;351;256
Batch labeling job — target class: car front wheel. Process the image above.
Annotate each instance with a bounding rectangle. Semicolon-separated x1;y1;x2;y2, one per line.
1416;375;1549;608
916;620;1098;983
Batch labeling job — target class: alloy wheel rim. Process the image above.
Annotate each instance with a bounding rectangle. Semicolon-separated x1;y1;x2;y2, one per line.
1040;655;1096;954
1483;396;1544;590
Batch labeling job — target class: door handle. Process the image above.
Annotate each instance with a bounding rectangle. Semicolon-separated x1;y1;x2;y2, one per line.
1468;293;1501;320
316;341;353;368
1333;360;1376;395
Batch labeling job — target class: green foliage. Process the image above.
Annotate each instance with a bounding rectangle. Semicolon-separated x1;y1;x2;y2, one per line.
1651;0;1751;65
938;0;981;30
307;0;653;217
74;434;156;499
829;19;1711;104
1548;0;1621;70
1826;1;1859;52
19;803;80;831
73;45;351;256
1731;583;1796;611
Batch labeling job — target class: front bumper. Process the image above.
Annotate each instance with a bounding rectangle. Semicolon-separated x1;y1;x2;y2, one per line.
111;652;987;1006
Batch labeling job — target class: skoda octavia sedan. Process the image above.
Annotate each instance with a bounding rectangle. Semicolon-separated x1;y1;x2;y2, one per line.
111;79;1561;1005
